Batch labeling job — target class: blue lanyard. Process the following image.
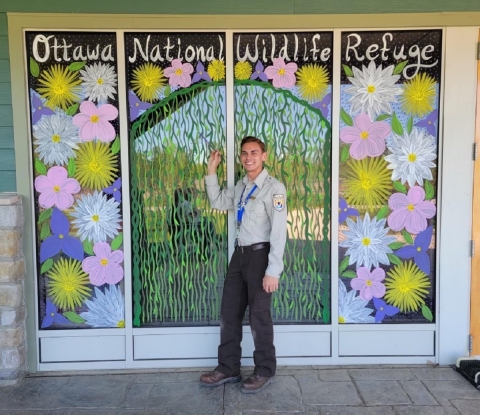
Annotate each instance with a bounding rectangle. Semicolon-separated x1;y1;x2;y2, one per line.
237;184;258;224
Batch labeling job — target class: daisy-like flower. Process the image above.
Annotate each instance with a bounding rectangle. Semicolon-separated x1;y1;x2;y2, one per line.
384;128;437;187
131;63;166;102
80;284;125;328
351;267;386;301
79;62;118;103
82;242;124;286
345;61;403;121
34;166;80;211
340;213;397;270
234;61;253;81
37;64;81;110
164;59;194;88
73;101;118;143
265;58;298;88
33;114;80;166
207;59;226;82
400;73;436;118
71;191;122;244
296;64;329;103
340;113;390;160
338;279;375;324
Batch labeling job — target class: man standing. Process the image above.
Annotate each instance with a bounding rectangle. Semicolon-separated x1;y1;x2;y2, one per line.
199;136;287;394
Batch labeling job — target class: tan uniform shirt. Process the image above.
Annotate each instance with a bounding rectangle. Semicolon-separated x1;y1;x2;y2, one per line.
205;168;287;278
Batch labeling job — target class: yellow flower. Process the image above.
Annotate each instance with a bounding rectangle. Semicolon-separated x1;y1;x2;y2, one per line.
208;59;226;82
384;261;431;313
131;63;166;102
400;73;436;118
234;61;252;80
74;141;118;190
296;64;329;103
342;157;392;212
37;65;81;110
47;258;91;310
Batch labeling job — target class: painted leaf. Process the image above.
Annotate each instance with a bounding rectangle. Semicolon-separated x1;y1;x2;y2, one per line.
391;112;404;136
340;108;354;126
425;181;435;200
40;258;53;274
67;157;76;177
407;116;413;134
393;181;407;194
111;136;121;154
35;158;47;175
339;256;350;274
30;57;40;77
111;233;123;250
387;253;402;265
389;241;406;250
342;64;354;77
40;221;51;240
402;230;414;244
341;270;357;278
65;102;79;116
421;304;433;322
375;114;391;121
83;239;94;256
63;311;86;324
68;61;87;71
393;60;409;75
38;208;53;224
376;205;389;220
164;85;171;97
340;145;350;163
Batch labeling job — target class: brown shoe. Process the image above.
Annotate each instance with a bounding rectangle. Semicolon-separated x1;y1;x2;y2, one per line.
199;370;242;387
241;374;275;394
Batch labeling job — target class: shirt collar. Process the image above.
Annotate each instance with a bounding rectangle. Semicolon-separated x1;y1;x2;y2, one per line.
243;168;268;189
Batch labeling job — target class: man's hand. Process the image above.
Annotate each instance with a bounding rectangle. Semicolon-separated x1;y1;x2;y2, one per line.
207;150;222;175
263;275;279;293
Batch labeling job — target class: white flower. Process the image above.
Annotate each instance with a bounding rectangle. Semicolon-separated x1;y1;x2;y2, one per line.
80;284;124;328
71;191;122;244
338;279;375;323
340;213;396;270
345;61;403;121
33;114;79;166
384;128;437;187
80;63;118;103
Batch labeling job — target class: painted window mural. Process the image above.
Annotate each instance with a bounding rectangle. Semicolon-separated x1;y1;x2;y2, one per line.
338;30;441;324
126;33;228;326
233;32;332;323
26;32;125;329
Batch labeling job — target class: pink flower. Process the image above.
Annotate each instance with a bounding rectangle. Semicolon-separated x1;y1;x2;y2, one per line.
164;59;194;88
340;113;390;159
387;186;436;234
264;58;298;88
34;166;80;210
73;101;118;142
351;267;386;301
82;242;124;286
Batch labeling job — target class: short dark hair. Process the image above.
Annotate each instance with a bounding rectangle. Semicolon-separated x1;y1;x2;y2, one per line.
240;136;266;153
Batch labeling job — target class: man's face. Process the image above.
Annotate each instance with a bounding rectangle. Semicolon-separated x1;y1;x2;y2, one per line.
240;141;267;176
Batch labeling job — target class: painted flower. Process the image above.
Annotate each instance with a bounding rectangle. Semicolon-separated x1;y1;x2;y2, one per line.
74;141;118;190
207;59;226;82
339;197;359;223
34;166;80;211
250;61;268;82
340;213;396;270
80;285;125;328
72;101;118;143
234;61;253;81
192;61;212;83
31;93;54;125
312;93;331;119
385;128;437;187
37;64;81;110
41;299;71;328
79;62;118;103
415;109;438;137
131;63;166;102
82;242;124;286
128;90;153;122
351;267;386;301
396;226;433;275
296;64;329;103
264;58;298;88
401;73;436;118
384;261;431;313
103;177;122;203
33;115;80;166
40;208;84;262
345;61;403;121
387;186;436;234
47;258;91;310
338;279;375;324
71;191;122;244
164;59;194;88
373;297;400;323
340;113;390;160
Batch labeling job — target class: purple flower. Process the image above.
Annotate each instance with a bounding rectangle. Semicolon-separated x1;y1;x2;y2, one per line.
339;198;359;224
41;299;70;328
312;93;332;119
103;177;122;203
415;109;438;137
395;225;432;275
250;61;268;82
31;93;54;125
373;297;400;323
128;90;152;122
40;208;84;263
192;61;212;83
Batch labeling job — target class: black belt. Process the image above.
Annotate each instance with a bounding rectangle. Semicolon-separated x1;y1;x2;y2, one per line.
234;242;270;253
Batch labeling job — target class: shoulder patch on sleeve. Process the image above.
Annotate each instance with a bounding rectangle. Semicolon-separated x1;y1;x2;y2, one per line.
273;194;285;212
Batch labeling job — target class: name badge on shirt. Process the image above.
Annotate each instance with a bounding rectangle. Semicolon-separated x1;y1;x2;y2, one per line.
273;194;285;212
